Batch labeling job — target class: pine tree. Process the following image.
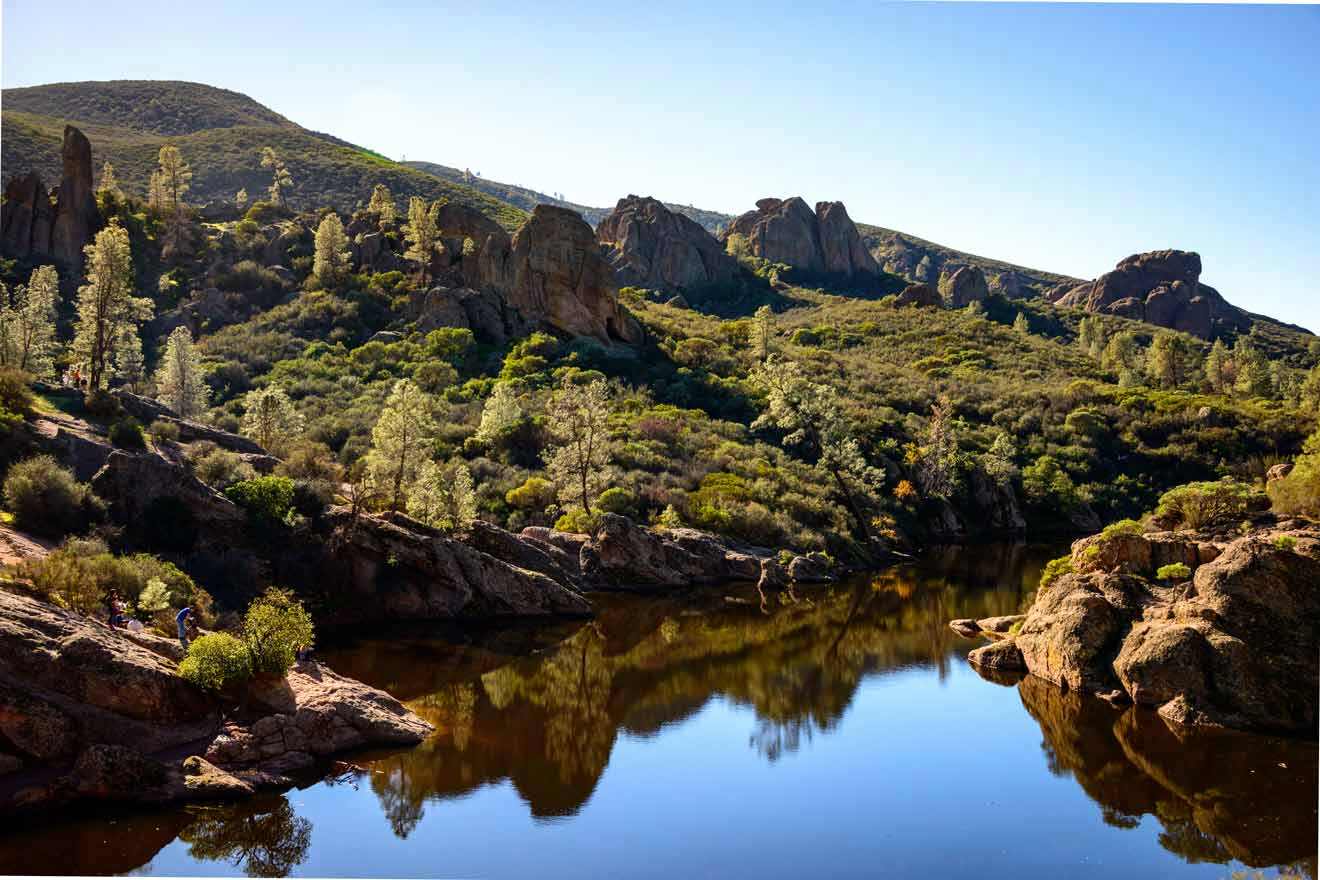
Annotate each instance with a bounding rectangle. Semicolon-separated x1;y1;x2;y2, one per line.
474;382;522;444
1101;331;1144;386
918;397;959;499
151;146;191;214
1233;341;1274;398
367;379;439;511
247;386;301;451
312;212;351;287
407;461;477;531
154;326;209;419
1146;333;1196;390
368;184;397;225
236;188;249;212
544;379;615;513
0;265;60;377
97;162;123;199
983;432;1018;485
752;305;775;362
1013;312;1031;336
260;147;293;207
404;197;440;282
114;326;145;391
1204;339;1231;393
1077;316;1105;357
73;221;152;390
240;386;305;455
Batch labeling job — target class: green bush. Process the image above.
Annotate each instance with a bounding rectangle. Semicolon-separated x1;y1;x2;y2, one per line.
1272;535;1298;552
225;476;296;525
149;419;180;441
0;367;34;418
595;487;636;516
1156;562;1192;581
109;419;146;450
2;455;104;538
243;588;315;676
1154;480;1264;530
1268;453;1320;520
506;476;557;511
1039;554;1074;591
189;442;256;488
554;507;601;535
1100;519;1144;538
83;389;122;420
179;632;253;692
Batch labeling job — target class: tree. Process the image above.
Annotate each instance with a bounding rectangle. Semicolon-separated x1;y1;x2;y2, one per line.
1101;331;1144;386
1077;316;1106;358
1204;339;1231;393
983;432;1018;485
1232;340;1273;398
1012;312;1031;336
752;304;775;362
235;188;249;211
312;212;351;287
1146;333;1196;389
474;382;522;444
917;397;959;499
97;162;122;199
367;379;438;511
73;221;153;391
154;326;209;419
240;386;304;455
260;146;293;208
113;326;145;391
407;460;477;531
403;197;440;281
752;357;884;540
544;379;615;513
148;146;191;214
1301;364;1320;414
0;265;59;377
368;184;397;225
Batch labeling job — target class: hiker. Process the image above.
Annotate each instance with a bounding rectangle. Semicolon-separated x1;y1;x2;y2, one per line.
176;606;193;651
106;591;128;629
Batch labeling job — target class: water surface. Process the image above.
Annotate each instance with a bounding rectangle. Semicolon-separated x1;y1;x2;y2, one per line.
2;544;1315;878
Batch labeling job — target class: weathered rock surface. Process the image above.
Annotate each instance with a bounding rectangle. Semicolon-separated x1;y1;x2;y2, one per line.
578;514;763;589
596;195;739;293
406;285;530;344
113;390;266;454
1;126;98;265
967;638;1026;670
1046;250;1250;339
894;282;940;307
938;265;989;308
723;196;879;281
1011;526;1320;732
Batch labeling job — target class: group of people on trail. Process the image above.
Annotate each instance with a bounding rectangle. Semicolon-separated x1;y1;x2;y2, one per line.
103;592;197;651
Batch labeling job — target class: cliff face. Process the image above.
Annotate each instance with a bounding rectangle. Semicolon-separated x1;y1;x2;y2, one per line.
0;125;98;267
723;196;879;281
1046;250;1251;339
596;195;739;293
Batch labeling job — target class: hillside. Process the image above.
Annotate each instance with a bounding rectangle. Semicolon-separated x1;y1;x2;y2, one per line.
406;160;732;232
1;81;527;230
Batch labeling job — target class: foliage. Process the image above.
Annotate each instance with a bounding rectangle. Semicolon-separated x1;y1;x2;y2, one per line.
19;537;211;620
189;442;256;489
1153;480;1262;530
506;476;557;511
366;379;438;511
155;326;209;419
225;476;296;526
555;507;601;535
109;418;147;450
2;455;103;538
240;385;304;455
403;197;440;280
1100;518;1144;538
243;588;315;677
1155;562;1192;581
1271;535;1298;551
545;379;615;513
312;211;350;287
0;367;34;419
407;460;477;531
1039;554;1074;591
179;633;253;692
0;265;59;378
261;146;294;208
474;382;522;444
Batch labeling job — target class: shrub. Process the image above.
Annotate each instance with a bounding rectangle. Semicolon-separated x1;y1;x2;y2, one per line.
225;476;296;525
1100;519;1144;538
1156;562;1192;581
2;456;104;538
109;419;146;450
1153;480;1264;530
149;419;180;441
1272;535;1298;552
595;487;636;516
1039;554;1074;591
189;443;256;489
555;507;601;535
0;367;34;418
243;588;315;676
506;476;557;511
179;632;253;692
83;389;122;420
1268;455;1320;519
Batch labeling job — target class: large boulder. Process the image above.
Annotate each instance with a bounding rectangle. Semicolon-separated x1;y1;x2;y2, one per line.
938;265;989;308
578;514;762;589
50;126;99;266
1046;250;1250;339
814;201;881;278
894;282;940;307
722;196;879;282
406;285;529;344
596;195;739;293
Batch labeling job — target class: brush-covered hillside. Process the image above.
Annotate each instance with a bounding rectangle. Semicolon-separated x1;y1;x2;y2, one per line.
1;81;527;229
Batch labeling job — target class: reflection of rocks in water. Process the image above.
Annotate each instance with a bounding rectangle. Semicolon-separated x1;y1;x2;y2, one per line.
178;794;312;877
1017;675;1317;871
0;805;192;875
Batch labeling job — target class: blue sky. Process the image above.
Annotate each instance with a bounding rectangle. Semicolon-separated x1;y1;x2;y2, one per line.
4;1;1318;330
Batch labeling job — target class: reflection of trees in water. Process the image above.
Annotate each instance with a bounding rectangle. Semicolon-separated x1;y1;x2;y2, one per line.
178;795;312;877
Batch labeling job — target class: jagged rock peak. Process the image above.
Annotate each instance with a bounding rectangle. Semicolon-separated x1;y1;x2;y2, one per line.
723;196;878;280
596;195;738;293
1;124;98;267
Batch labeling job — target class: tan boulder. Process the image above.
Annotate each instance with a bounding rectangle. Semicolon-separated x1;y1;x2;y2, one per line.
938;265;989;308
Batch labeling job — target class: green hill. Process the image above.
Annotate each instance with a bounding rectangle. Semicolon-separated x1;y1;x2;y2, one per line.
1;81;527;230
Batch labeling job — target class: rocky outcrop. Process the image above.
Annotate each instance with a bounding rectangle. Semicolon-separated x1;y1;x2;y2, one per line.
723;197;879;281
577;514;763;589
1007;525;1320;733
1046;250;1250;339
938;265;989;308
1;126;98;266
113;390;266;455
406;285;531;344
0;589;430;814
477;204;642;344
596;195;739;293
894;282;940;307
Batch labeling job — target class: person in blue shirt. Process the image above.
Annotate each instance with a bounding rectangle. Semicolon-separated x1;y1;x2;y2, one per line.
176;607;193;651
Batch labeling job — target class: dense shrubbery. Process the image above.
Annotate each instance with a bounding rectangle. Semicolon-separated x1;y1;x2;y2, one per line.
243;588;315;676
2;456;104;538
109;419;146;449
0;367;34;420
1152;480;1264;530
178;632;252;692
225;476;296;525
1156;562;1192;581
1267;432;1320;519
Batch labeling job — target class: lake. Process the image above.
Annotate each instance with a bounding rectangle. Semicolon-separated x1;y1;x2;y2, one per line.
2;543;1315;878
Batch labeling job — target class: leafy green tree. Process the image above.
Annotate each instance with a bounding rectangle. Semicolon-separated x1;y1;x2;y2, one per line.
179;633;252;692
545;379;615;513
1146;333;1196;389
1204;339;1232;393
0;265;59;377
154;325;209;419
1012;312;1031;336
1300;363;1320;414
242;587;315;676
97;161;122;199
753;304;775;362
240;386;305;455
367;379;439;511
983;432;1018;485
1232;340;1273;398
753;357;884;540
368;184;397;225
312;212;351;287
1077;316;1106;358
916;397;959;499
474;382;522;444
73;221;153;390
407;460;477;531
1101;331;1144;386
260;146;293;208
404;197;440;282
148;145;191;214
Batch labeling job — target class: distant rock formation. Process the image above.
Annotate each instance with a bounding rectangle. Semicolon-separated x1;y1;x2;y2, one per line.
938;265;989;308
722;196;879;280
596;195;738;293
1046;250;1250;339
0;125;98;266
894;282;940;307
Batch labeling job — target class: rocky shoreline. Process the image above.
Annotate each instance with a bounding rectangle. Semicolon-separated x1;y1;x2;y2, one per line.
952;521;1320;734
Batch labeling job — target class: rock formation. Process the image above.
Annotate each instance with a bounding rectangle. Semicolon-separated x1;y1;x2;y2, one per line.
0;126;98;266
938;265;989;308
722;197;879;281
1046;250;1250;339
958;524;1320;733
596;195;739;293
894;282;941;307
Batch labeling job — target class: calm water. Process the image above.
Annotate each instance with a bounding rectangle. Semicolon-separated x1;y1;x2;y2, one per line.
2;544;1315;878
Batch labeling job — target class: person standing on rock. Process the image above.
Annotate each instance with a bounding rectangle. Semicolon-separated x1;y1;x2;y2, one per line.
176;606;193;651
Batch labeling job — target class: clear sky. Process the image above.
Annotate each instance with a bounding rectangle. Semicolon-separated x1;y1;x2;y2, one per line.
4;1;1318;331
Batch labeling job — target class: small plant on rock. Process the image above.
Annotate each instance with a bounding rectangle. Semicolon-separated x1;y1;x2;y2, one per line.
1156;562;1192;582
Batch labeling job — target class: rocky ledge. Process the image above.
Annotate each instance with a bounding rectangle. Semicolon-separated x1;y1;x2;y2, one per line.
0;589;430;816
953;523;1320;733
